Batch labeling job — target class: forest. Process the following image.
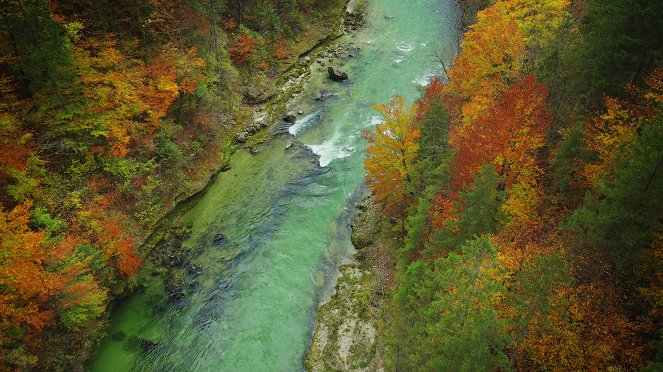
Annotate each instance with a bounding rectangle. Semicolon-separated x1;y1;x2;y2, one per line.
364;0;663;370
1;0;662;370
0;0;344;369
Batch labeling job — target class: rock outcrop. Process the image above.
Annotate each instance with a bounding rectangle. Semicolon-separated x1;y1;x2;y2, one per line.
328;66;349;81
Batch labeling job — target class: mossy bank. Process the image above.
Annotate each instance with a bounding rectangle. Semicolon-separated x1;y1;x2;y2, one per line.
306;194;398;371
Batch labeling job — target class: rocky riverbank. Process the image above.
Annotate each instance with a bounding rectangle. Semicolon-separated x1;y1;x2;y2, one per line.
139;0;371;291
230;1;366;152
306;194;398;371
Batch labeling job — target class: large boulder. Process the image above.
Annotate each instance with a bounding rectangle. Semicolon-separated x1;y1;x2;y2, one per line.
246;120;267;134
242;85;278;104
243;85;264;103
283;112;297;123
234;132;249;143
328;66;348;81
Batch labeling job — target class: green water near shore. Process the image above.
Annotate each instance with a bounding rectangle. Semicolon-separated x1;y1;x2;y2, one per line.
90;1;457;370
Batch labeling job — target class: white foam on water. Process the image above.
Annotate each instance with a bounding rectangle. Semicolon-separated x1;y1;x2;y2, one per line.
395;41;415;53
307;139;356;167
412;76;431;87
365;115;384;127
288;113;318;136
421;43;427;47
412;69;438;87
394;56;405;64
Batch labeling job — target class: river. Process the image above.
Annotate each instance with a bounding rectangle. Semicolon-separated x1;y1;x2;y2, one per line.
90;0;457;370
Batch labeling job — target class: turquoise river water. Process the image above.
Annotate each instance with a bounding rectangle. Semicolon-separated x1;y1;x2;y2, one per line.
90;0;457;370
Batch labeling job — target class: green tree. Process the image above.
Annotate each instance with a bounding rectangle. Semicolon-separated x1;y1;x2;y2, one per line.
454;166;506;241
418;98;450;162
507;254;573;367
1;0;76;102
576;0;663;99
393;236;511;371
403;187;434;260
569;112;663;287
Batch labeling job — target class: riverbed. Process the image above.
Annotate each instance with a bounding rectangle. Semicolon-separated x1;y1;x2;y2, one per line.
90;0;458;370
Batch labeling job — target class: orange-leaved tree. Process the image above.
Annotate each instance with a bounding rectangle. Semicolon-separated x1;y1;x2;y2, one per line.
0;202;108;367
229;30;260;65
450;74;551;227
446;5;527;130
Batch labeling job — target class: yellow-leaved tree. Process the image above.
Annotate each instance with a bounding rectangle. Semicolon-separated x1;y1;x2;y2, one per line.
364;96;420;233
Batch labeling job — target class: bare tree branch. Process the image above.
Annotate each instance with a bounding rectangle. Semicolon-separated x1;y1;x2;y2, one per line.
431;49;451;82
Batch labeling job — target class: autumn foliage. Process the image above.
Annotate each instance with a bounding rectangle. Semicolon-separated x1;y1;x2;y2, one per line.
274;39;289;60
450;74;551;189
0;202;108;366
1;0;346;368
366;0;663;370
230;32;260;65
364;96;420;219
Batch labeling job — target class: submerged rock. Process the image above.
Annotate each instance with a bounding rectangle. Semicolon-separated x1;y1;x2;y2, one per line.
328;66;349;81
165;274;187;301
343;10;366;31
111;331;126;342
187;263;202;275
246;121;265;134
125;336;141;351
234;120;268;144
315;89;338;102
140;339;159;352
213;233;228;245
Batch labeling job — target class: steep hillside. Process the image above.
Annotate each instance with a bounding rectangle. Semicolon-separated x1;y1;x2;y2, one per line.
0;0;347;369
362;0;663;370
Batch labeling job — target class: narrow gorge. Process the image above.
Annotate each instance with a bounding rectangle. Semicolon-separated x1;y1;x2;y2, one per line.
90;0;458;370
